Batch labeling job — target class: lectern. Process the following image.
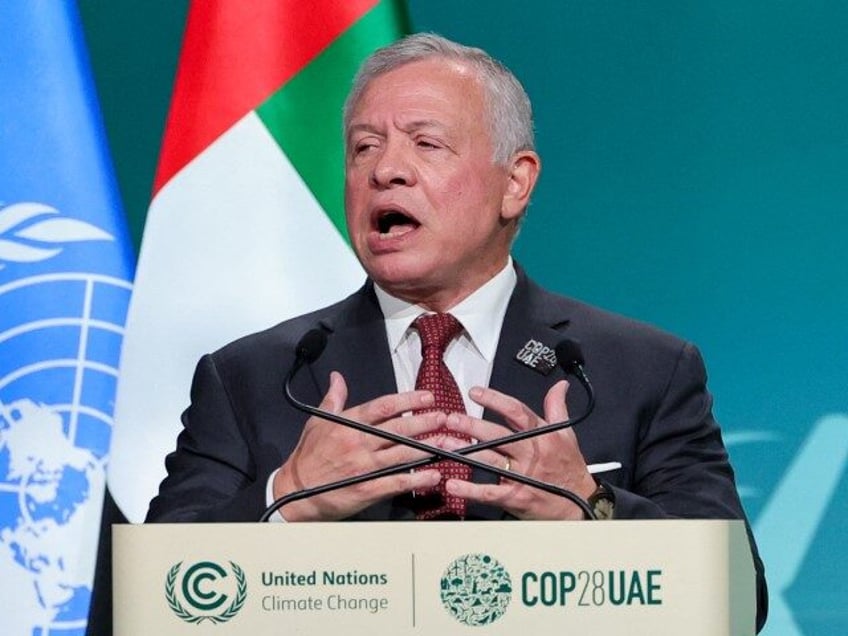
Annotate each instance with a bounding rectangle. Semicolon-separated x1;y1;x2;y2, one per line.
113;519;755;635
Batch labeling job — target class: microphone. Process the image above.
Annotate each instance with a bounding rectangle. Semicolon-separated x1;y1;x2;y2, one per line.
259;330;596;522
295;328;328;364
555;338;589;385
555;338;584;372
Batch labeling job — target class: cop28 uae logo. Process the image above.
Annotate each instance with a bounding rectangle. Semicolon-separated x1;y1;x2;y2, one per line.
440;554;512;626
164;561;247;624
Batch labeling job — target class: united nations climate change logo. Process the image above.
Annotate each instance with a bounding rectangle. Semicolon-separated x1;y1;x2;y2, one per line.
165;561;247;624
440;553;512;626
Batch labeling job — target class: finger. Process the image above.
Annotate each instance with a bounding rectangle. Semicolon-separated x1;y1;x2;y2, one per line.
543;380;570;424
444;411;518;444
446;479;582;521
287;468;443;521
372;468;442;496
320;370;348;414
468;385;541;431
368;413;447;456
352;389;435;424
377;411;446;441
438;436;512;468
444;478;511;507
376;440;452;467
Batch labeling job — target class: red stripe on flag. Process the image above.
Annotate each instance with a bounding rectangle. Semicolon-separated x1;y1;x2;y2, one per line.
153;0;380;194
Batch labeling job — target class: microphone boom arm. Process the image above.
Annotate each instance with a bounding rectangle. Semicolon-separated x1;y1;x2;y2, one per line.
259;354;596;521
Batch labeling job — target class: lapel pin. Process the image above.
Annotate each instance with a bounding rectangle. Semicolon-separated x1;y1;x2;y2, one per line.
514;339;557;375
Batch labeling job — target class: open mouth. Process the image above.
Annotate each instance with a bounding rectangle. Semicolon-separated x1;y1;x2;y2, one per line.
376;209;419;236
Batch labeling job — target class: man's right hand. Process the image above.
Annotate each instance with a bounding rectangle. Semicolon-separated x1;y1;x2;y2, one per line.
272;370;444;521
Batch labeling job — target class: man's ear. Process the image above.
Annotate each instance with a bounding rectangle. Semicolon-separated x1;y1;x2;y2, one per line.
501;151;541;220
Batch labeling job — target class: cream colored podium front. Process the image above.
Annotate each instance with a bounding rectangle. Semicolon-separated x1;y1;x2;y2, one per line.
113;520;755;635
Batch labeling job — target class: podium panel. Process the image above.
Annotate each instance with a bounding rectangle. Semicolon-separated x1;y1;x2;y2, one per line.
113;520;755;635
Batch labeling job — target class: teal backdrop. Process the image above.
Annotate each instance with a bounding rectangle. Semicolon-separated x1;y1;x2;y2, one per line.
80;2;847;634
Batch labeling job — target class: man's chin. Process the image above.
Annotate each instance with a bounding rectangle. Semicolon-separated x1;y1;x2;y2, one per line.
371;272;428;296
367;263;439;300
364;254;427;283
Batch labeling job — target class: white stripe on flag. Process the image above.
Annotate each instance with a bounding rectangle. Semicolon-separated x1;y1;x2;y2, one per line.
110;112;364;521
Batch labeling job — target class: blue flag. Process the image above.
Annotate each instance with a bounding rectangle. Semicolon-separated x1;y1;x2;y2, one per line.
0;3;134;634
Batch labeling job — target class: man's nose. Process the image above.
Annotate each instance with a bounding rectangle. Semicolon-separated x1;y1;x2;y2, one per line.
370;143;415;188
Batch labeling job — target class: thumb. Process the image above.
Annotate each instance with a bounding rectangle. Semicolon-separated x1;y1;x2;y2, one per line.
543;379;570;424
319;371;348;414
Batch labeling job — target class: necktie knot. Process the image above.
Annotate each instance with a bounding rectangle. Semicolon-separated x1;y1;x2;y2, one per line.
413;313;463;357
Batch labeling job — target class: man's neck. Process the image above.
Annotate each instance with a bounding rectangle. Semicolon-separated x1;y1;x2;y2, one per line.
374;258;512;312
374;258;514;313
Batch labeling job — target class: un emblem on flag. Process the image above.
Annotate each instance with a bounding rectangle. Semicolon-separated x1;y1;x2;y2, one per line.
0;202;132;633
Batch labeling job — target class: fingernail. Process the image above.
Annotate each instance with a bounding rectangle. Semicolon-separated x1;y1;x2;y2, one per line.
421;392;435;404
469;386;483;399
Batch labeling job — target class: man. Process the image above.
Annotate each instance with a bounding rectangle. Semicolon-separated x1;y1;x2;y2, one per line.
147;33;766;629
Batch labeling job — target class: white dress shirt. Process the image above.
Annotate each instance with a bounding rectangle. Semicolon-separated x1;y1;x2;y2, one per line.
374;259;516;417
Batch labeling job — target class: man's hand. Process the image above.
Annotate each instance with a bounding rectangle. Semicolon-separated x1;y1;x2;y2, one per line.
443;380;597;520
272;371;444;521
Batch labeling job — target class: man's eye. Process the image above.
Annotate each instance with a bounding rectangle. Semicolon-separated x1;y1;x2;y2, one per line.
417;140;438;149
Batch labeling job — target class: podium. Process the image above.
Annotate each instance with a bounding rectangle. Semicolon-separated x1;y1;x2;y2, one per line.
113;520;755;635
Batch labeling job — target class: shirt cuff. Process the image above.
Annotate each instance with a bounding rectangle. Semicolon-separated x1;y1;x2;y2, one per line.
265;468;287;523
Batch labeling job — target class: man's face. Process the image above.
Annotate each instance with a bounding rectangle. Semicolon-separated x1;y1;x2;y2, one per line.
344;58;531;310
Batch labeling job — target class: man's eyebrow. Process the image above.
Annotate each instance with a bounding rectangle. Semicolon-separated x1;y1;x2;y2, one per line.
347;119;448;137
402;119;446;132
348;123;380;135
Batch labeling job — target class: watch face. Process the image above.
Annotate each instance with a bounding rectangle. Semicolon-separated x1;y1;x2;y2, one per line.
592;496;615;520
588;481;615;520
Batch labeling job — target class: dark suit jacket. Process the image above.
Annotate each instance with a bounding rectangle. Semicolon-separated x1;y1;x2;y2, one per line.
146;265;767;629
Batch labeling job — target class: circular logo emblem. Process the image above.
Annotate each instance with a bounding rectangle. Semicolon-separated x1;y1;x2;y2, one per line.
440;553;512;626
164;560;247;624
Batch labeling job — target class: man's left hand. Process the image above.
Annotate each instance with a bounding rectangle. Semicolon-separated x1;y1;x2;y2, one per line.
441;380;597;520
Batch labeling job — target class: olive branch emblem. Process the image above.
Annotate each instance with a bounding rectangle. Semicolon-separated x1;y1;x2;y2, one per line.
0;202;114;270
165;561;247;624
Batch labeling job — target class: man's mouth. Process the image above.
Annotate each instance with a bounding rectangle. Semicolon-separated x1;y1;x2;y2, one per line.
375;209;420;237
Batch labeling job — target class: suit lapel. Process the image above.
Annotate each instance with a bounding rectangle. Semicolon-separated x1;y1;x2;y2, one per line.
467;266;575;520
307;282;397;403
486;271;572;422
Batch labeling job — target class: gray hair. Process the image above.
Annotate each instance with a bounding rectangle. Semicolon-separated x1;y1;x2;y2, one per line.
343;33;535;165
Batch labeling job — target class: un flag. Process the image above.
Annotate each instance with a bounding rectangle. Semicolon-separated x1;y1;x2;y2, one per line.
0;4;134;634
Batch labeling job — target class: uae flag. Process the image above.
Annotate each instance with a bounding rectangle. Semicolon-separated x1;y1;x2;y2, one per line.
108;0;409;524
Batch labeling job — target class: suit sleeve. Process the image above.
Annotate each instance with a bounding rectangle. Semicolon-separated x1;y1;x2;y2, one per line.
612;343;739;518
607;342;768;631
145;354;269;522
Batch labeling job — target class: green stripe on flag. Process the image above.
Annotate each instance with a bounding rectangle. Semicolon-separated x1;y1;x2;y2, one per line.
257;0;408;244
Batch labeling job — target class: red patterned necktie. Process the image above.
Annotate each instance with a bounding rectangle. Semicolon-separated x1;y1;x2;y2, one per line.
412;313;472;519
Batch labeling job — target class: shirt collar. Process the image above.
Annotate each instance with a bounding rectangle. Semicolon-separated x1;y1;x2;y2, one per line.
374;257;517;362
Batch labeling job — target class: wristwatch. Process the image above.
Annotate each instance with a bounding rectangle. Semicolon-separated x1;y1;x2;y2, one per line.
586;479;615;520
